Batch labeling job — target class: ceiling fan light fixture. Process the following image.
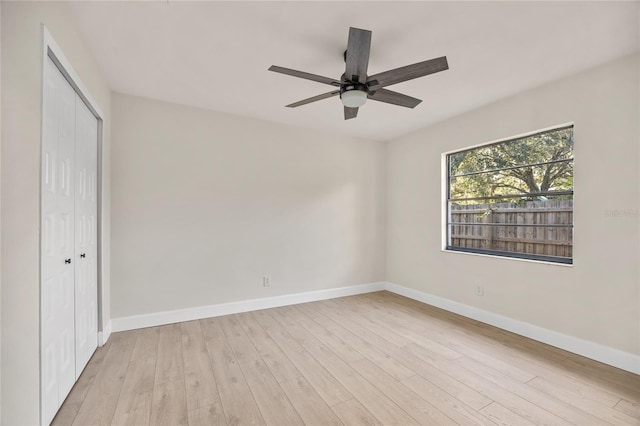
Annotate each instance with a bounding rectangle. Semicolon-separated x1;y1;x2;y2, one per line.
340;86;368;108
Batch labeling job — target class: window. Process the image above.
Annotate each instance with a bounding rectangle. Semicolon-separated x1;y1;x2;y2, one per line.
446;125;574;264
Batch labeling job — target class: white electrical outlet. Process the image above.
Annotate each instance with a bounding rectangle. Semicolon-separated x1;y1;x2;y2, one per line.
263;276;271;287
475;285;484;296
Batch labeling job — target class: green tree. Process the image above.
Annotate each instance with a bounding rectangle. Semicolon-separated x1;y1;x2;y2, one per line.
449;127;573;201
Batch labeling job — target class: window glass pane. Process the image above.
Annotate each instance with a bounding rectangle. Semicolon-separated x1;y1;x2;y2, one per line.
449;127;573;177
446;126;573;264
450;162;573;200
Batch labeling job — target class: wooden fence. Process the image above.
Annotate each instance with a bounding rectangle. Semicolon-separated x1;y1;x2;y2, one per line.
449;199;572;258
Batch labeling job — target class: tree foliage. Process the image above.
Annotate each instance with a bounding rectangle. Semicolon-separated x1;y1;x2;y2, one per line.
449;127;573;202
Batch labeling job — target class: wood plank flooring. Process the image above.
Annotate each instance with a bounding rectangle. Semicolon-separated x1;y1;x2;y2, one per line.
54;291;640;425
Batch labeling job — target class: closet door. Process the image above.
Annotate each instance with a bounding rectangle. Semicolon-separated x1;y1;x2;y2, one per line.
74;94;98;376
41;57;77;424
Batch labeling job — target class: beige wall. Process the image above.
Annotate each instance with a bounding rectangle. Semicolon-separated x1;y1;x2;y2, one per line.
0;2;111;424
111;93;386;319
387;54;640;356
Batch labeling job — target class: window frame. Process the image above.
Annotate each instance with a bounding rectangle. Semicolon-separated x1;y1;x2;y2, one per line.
442;124;574;265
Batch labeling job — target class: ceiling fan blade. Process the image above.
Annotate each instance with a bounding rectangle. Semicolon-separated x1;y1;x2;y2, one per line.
269;65;341;86
286;90;340;108
344;106;358;120
368;88;422;108
345;27;372;83
367;56;448;88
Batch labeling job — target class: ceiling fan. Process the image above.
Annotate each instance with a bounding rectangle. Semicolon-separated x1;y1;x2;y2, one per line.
269;27;449;120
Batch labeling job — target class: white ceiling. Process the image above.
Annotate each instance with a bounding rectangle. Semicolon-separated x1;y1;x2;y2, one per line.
69;1;639;141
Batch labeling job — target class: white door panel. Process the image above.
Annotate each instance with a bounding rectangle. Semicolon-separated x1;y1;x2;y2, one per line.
56;62;78;410
41;57;99;425
41;57;76;425
74;94;98;378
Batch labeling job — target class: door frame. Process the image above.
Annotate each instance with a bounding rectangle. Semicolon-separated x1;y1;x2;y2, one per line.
40;25;106;425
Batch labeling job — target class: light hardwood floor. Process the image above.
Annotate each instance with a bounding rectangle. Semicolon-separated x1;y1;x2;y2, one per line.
54;291;640;425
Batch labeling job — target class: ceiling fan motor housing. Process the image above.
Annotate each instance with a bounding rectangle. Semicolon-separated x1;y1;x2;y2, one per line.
340;82;368;94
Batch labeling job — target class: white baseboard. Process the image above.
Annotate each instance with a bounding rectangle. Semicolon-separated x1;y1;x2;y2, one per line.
111;282;386;332
108;279;639;374
98;321;112;346
384;282;640;375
